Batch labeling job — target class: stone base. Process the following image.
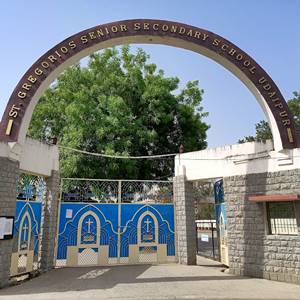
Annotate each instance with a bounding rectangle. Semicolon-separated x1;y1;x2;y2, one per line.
41;170;60;272
173;175;196;265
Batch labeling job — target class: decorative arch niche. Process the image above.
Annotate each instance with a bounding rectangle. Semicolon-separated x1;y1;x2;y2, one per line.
77;211;100;247
18;212;32;251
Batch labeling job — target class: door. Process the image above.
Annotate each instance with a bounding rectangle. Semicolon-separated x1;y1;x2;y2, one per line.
10;174;45;276
214;179;229;266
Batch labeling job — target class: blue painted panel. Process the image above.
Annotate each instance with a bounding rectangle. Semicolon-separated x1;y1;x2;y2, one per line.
120;204;175;257
14;201;42;254
57;203;119;259
215;203;227;225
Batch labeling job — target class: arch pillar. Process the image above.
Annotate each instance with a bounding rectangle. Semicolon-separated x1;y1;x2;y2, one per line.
40;170;60;271
173;166;196;265
0;154;19;288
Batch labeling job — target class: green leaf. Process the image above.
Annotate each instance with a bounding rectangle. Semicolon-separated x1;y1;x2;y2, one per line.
29;46;209;179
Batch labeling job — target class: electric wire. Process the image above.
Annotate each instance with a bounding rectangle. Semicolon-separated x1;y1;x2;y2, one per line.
58;145;293;161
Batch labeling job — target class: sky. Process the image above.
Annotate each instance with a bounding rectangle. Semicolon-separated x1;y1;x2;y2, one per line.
0;0;299;148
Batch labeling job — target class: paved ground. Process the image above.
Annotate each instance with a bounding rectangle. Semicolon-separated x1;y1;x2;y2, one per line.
1;257;300;300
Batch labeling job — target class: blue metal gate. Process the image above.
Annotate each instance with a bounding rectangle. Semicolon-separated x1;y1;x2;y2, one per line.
55;179;176;267
10;174;46;276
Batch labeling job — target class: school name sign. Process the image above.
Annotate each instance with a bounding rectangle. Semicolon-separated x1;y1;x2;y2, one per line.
0;19;299;149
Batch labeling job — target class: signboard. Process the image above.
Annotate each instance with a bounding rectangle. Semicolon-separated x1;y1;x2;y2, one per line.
66;209;73;218
201;234;209;242
0;216;14;240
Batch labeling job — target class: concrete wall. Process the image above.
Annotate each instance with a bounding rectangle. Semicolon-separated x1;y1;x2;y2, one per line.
19;137;59;176
0;137;59;177
224;170;300;284
175;140;300;180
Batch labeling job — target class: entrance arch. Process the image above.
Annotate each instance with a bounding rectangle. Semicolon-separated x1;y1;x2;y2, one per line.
0;19;299;150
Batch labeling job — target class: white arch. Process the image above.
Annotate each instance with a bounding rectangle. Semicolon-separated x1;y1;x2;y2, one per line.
17;35;281;149
1;20;295;150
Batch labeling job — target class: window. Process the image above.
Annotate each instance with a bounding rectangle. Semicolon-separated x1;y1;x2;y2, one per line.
267;202;298;235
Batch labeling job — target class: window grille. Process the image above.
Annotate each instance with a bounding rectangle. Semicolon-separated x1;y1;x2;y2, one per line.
267;202;298;235
16;173;46;202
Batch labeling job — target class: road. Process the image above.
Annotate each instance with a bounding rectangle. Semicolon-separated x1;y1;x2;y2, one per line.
1;257;300;300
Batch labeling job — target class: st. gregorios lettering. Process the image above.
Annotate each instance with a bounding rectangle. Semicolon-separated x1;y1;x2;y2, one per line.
8;105;20;118
6;105;21;136
16;40;77;101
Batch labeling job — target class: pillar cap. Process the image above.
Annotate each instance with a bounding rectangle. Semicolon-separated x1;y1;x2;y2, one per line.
176;165;186;176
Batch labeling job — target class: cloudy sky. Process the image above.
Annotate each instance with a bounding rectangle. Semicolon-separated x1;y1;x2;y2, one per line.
0;0;299;147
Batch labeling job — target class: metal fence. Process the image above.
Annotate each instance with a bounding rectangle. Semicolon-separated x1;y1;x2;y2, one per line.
17;173;46;202
196;220;219;260
60;178;173;204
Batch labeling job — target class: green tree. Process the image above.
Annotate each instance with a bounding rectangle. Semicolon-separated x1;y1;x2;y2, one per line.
29;46;209;179
238;120;272;143
238;92;300;143
288;91;300;130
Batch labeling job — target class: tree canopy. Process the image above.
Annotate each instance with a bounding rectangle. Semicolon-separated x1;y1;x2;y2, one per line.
238;92;300;144
29;46;209;179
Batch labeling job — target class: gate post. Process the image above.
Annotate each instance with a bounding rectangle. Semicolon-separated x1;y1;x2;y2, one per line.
173;167;196;265
0;156;19;288
41;170;60;271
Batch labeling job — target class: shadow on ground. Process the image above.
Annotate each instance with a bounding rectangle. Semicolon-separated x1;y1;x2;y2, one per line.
0;263;247;296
